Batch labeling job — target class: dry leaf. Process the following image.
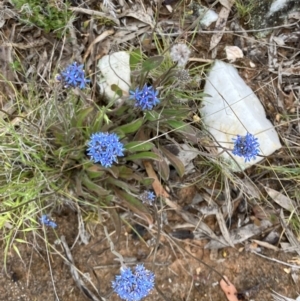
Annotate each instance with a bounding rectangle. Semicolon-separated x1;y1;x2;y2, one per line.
216;211;234;247
205;219;272;249
220;276;239;301
265;187;295;212
209;3;233;51
225;46;243;62
219;0;235;10
119;7;154;28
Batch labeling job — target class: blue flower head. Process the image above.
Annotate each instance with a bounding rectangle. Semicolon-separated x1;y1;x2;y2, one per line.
39;215;57;228
112;264;155;301
129;85;160;111
232;132;260;162
140;190;156;205
87;132;124;167
59;62;90;89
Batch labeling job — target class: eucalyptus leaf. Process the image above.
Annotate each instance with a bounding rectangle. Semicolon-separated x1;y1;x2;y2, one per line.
142;56;164;72
125;141;154;152
126;152;161;161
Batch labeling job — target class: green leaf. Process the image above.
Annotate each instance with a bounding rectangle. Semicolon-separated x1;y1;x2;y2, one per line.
72;107;93;128
140;177;155;186
145;110;159;121
115;118;144;135
114;188;153;225
82;175;109;196
162;108;190;118
85;165;106;179
130;49;143;70
160;146;185;178
167;120;188;131
125;141;154;152
106;177;139;193
142;56;164;72
126;152;161;161
118;166;134;179
111;84;123;97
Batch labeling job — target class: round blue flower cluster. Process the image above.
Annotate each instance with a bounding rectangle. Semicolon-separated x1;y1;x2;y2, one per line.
129;85;160;111
140;190;156;205
39;215;57;228
87;132;124;168
59;62;90;89
112;264;155;301
232;132;260;162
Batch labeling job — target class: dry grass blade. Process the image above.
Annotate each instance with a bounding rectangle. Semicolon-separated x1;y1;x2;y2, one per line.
280;210;300;256
61;236;103;301
69;7;120;26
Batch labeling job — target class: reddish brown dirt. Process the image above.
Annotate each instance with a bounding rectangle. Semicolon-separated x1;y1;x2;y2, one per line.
0;188;299;301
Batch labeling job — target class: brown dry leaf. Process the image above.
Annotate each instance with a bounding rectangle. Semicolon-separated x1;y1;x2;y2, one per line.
118;6;154;28
219;0;235;10
265;187;295;212
143;160;170;198
83;29;115;62
205;219;272;249
220;276;239;301
252;239;279;251
209;2;233;51
216;211;234;247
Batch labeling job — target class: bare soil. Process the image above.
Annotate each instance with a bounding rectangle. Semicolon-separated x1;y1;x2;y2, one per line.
0;187;299;301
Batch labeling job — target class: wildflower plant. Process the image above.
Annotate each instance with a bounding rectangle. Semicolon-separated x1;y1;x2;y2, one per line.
170;43;191;67
140;191;156;205
232;132;260;162
129;85;160;111
112;264;155;301
0;25;206;290
87;132;125;168
58;62;90;89
39;215;57;228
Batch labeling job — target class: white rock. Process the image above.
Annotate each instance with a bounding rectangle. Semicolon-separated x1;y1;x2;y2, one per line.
198;7;218;28
200;60;281;171
225;46;243;62
97;51;131;102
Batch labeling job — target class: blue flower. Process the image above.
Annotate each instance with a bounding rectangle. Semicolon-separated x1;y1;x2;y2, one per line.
232;132;260;162
59;62;90;89
39;215;57;228
87;132;124;167
140;191;156;205
112;264;155;301
129;85;160;111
